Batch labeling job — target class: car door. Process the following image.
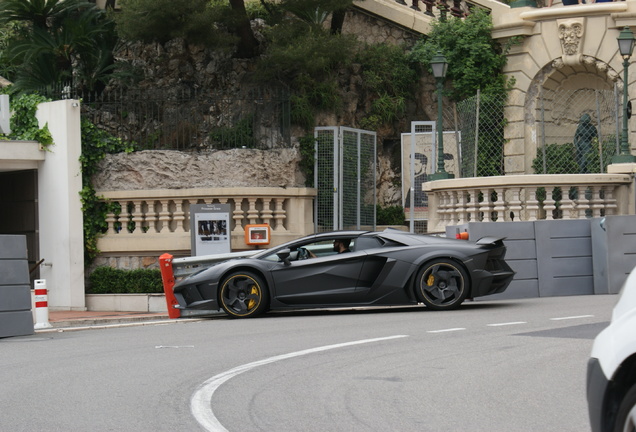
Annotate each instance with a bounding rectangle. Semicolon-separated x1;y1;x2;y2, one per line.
269;250;367;305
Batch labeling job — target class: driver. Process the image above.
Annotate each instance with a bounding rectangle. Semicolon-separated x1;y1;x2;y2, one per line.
333;238;351;254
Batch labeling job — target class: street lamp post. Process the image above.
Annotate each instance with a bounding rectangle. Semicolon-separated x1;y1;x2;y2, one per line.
429;51;454;180
613;26;636;164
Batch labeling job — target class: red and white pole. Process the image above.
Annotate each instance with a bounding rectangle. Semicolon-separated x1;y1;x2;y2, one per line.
33;279;52;329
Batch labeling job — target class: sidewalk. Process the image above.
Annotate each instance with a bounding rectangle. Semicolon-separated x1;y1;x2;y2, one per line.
37;310;175;332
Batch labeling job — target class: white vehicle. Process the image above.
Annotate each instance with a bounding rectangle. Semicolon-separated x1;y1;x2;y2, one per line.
588;266;636;432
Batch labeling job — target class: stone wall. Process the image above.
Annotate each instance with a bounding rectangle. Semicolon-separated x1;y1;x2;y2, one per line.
92;148;305;192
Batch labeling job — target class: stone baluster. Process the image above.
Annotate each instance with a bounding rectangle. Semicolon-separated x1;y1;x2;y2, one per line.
444;192;456;230
526;187;540;221
466;189;478;223
590;186;604;218
261;198;274;228
576;186;592;218
543;187;557;220
439;191;452;226
437;0;448;21
247;198;260;225
394;0;407;5
492;188;505;222
131;200;144;233
560;190;575;220
508;188;523;221
481;189;493;223
145;200;158;233
274;198;287;232
422;0;435;16
603;186;618;215
172;200;186;233
232;198;245;235
410;0;420;11
450;0;463;17
456;190;468;224
105;203;119;234
157;200;171;233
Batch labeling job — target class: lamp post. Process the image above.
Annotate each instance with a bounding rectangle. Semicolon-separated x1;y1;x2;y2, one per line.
429;51;454;180
613;26;636;164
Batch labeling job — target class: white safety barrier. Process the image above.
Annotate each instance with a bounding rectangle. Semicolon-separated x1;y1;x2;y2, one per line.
33;279;52;329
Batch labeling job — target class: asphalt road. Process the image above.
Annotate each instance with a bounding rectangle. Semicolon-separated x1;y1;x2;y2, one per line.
0;294;617;432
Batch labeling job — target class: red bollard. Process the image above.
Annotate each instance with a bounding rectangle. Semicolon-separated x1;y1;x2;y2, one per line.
159;253;181;319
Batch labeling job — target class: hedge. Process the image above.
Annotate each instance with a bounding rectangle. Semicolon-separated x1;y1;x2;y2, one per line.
88;267;163;294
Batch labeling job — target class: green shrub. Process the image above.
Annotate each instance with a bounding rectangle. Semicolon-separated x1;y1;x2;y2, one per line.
88;267;163;294
377;205;406;226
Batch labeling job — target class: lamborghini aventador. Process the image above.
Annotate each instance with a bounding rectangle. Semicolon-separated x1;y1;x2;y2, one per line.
172;229;515;318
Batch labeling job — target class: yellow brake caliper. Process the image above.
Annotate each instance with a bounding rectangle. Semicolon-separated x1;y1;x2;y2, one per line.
426;274;435;286
247;285;258;309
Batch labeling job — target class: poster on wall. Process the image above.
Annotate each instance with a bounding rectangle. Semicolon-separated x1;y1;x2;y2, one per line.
190;203;231;256
401;131;460;221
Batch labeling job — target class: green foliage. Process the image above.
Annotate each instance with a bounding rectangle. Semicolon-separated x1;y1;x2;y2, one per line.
256;23;355;128
88;266;163;294
409;9;513;101
532;137;618;174
80;119;134;264
0;91;53;147
298;133;316;187
532;143;580;174
0;0;118;92
209;115;255;148
115;0;234;47
376;205;405;225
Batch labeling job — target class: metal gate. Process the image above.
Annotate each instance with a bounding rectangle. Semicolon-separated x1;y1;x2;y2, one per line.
314;127;377;232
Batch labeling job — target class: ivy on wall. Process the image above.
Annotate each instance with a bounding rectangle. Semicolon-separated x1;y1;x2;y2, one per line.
80;119;134;264
0;92;53;147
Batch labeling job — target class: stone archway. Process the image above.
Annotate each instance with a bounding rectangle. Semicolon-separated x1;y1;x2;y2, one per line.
521;57;621;174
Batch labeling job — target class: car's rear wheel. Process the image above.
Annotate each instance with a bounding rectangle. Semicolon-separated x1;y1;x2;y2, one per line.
415;259;469;310
219;271;269;318
614;383;636;432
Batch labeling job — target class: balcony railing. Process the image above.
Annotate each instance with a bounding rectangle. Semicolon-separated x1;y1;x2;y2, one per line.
96;187;316;255
424;174;634;232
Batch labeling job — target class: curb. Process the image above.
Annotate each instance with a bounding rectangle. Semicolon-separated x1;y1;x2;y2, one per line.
36;317;206;333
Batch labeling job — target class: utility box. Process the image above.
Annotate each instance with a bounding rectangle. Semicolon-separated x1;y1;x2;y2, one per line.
0;235;34;338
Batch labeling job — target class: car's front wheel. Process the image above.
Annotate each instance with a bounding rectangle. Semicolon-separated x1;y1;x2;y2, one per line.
219;271;269;318
415;259;469;310
614;383;636;432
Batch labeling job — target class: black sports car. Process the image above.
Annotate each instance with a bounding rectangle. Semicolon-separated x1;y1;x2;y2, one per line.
173;229;515;318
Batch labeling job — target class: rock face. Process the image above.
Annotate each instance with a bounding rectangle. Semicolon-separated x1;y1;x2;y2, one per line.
92;148;305;191
95;9;439;205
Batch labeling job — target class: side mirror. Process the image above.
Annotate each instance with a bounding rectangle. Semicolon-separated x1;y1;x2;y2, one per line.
277;248;291;266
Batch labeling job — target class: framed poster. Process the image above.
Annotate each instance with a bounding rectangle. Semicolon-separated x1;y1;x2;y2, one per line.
401;130;460;221
190;203;231;256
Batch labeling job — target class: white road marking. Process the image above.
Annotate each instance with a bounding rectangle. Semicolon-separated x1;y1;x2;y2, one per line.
190;335;409;432
426;328;466;333
550;315;594;321
487;321;527;327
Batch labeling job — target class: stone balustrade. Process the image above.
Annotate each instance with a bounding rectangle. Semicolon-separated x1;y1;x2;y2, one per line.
424;173;634;233
96;187;316;255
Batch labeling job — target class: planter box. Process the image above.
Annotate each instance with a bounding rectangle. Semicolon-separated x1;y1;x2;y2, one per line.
85;293;167;313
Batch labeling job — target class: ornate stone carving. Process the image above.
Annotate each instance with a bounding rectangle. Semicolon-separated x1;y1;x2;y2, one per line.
557;18;585;66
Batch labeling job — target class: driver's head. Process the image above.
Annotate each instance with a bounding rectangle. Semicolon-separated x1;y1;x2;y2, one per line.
333;238;351;252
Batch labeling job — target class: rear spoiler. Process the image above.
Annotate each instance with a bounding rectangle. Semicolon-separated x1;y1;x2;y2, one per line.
475;237;506;247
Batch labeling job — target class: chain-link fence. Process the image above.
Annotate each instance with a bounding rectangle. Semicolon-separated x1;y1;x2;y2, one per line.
46;85;292;150
314;127;376;233
450;87;621;177
533;87;620;174
454;90;506;178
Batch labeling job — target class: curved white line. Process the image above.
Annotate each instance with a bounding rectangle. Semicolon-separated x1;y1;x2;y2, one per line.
190;335;409;432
